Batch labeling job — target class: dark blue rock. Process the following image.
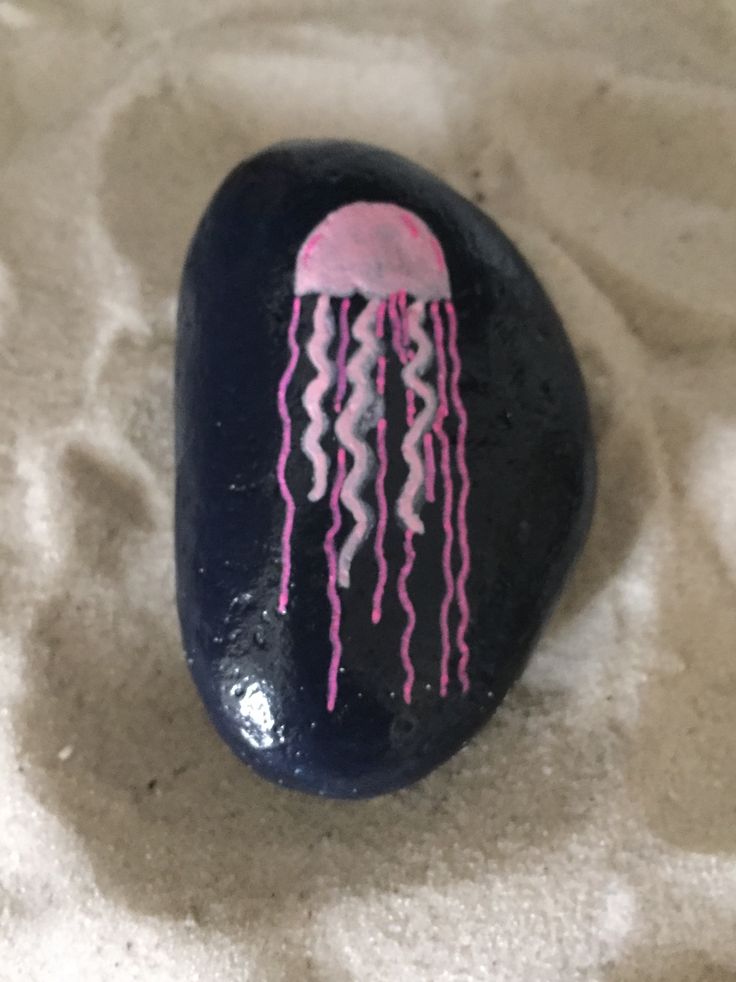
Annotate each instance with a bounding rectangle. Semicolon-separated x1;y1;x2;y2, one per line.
175;140;595;798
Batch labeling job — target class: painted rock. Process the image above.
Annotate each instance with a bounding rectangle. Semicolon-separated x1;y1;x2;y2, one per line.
175;140;595;798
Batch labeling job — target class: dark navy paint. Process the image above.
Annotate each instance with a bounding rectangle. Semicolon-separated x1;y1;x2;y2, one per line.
175;140;596;798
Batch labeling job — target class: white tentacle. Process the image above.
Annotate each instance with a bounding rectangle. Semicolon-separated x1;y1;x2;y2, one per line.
334;298;382;588
301;293;335;501
397;301;438;534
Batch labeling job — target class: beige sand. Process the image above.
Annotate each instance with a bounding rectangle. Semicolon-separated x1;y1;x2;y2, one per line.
1;1;735;979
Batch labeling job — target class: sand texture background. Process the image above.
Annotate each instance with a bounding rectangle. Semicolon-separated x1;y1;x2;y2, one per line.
1;1;735;979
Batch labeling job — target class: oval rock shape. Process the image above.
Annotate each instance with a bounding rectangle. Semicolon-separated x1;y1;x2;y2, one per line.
175;140;595;798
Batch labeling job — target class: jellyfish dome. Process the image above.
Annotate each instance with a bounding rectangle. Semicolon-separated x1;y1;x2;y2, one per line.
277;200;471;711
295;202;450;301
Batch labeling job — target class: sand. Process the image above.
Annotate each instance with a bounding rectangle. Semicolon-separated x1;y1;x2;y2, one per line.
1;1;735;979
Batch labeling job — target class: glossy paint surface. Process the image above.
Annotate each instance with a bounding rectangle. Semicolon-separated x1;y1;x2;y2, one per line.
175;140;595;798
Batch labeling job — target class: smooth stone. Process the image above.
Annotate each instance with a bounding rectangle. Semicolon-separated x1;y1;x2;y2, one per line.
175;140;595;799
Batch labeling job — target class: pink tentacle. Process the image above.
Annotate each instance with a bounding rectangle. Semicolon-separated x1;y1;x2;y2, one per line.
398;290;410;348
445;300;472;693
430;301;455;696
372;301;389;625
400;293;416;426
397;528;417;704
371;415;389;625
376;299;386;341
276;297;302;614
333;296;351;413
325;448;347;712
389;293;416;424
423;431;436;503
389;293;405;363
389;292;421;508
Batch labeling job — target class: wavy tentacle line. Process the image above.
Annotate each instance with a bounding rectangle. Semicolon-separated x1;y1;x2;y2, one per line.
276;201;473;710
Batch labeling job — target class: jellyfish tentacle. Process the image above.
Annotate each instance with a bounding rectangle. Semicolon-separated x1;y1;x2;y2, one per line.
301;293;336;502
389;293;417;425
334;297;382;588
276;297;302;614
430;301;455;696
397;528;417;704
396;301;438;535
445;300;472;692
333;296;351;413
372;417;389;624
423;432;436;503
398;291;416;426
371;301;389;625
389;293;405;363
399;290;410;348
325;448;347;712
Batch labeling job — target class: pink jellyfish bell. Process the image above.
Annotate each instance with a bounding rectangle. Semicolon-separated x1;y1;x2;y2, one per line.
276;201;472;711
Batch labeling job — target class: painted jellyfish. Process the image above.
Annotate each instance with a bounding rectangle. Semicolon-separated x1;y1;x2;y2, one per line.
276;202;471;711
